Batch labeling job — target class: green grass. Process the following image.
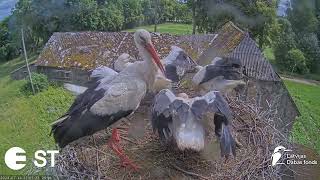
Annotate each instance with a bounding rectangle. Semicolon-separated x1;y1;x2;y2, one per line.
0;58;74;174
284;80;320;153
263;47;275;64
124;23;193;35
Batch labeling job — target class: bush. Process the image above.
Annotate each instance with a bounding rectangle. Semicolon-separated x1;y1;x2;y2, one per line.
285;49;309;74
21;73;49;95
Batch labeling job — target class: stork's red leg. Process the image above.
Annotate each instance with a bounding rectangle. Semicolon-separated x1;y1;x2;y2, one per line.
108;128;140;171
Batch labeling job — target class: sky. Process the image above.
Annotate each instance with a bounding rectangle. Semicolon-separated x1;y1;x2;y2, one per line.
277;0;292;17
0;0;17;21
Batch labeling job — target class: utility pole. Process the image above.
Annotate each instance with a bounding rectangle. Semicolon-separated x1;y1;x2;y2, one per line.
21;28;35;94
192;0;196;35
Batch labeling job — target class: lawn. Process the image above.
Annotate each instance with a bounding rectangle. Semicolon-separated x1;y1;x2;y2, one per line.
124;23;193;35
284;80;320;153
0;58;74;174
263;47;275;64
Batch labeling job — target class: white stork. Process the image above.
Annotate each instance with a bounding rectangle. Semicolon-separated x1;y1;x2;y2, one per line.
151;89;236;157
192;57;245;95
113;53;134;72
63;66;118;95
51;29;165;170
112;45;198;92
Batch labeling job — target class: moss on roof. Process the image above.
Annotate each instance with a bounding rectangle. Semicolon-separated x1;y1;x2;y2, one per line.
36;32;216;70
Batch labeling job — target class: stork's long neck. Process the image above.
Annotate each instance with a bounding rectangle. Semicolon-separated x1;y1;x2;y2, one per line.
137;45;159;90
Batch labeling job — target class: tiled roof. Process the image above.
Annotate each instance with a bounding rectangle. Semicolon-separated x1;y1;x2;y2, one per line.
197;21;246;66
36;32;216;70
227;34;280;81
36;22;280;82
211;21;245;55
197;21;279;81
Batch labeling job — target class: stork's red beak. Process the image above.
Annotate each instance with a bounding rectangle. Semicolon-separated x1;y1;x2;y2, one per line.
145;43;165;75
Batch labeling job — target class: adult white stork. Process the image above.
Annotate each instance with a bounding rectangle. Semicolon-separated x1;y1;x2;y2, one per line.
112;45;197;92
51;29;165;170
113;53;134;72
151;89;236;157
63;66;118;95
192;57;245;95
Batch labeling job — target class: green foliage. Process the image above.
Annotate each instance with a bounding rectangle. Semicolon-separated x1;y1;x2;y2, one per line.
21;72;49;95
191;0;279;48
123;0;144;28
97;4;124;31
274;19;297;70
0;18;19;62
288;0;319;34
125;23;193;35
0;58;74;174
297;33;320;73
284;80;320;154
286;49;308;74
286;0;320;74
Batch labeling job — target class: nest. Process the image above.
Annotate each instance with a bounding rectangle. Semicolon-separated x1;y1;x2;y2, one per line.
49;92;293;180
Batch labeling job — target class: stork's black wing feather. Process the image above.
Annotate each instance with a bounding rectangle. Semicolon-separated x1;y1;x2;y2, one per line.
151;89;176;143
200;65;241;85
190;98;208;119
213;57;242;68
202;91;236;157
51;67;136;148
164;46;197;82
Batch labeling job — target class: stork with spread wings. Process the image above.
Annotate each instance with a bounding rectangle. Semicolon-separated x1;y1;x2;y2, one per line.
151;89;236;158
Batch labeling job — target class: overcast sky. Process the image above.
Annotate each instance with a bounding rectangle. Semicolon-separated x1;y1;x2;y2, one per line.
0;0;17;21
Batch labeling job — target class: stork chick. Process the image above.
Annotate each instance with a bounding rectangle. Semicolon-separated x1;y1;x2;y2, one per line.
151;89;236;157
192;57;245;95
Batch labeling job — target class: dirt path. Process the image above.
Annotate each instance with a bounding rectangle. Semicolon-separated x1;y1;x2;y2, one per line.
281;76;320;86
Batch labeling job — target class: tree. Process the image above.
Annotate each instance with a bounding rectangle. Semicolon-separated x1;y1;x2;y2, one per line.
97;4;124;31
0;18;18;62
288;0;318;35
149;0;177;32
274;18;297;71
297;33;320;73
286;49;308;74
69;0;100;31
122;0;143;28
188;0;279;47
252;0;280;48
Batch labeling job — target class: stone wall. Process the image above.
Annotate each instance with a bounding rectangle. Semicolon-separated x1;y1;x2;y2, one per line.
240;78;300;135
37;66;90;86
10;63;37;80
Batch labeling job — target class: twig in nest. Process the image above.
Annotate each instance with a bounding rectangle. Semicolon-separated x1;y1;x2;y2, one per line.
92;136;100;177
171;163;210;180
85;145;116;158
121;136;139;145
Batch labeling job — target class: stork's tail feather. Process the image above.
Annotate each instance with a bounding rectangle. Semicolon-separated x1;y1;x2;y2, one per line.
220;124;236;158
50;115;71;148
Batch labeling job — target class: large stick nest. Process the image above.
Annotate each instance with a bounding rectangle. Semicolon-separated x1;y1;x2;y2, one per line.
50;92;292;179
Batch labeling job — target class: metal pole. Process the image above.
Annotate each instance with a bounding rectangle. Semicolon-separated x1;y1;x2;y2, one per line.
21;28;35;94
